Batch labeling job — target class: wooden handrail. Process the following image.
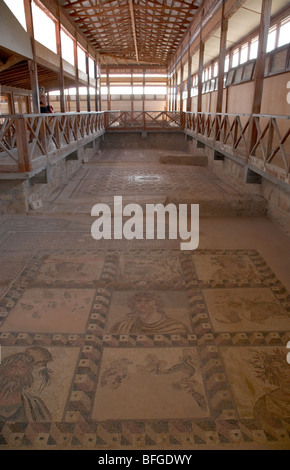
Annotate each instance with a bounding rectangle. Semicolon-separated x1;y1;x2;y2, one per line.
0;111;106;173
184;111;290;181
1;111;289;182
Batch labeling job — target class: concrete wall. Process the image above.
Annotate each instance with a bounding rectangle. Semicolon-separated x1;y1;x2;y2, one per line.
0;140;101;214
188;137;290;235
101;131;188;151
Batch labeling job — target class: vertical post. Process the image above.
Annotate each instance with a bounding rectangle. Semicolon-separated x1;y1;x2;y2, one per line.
86;51;91;112
179;64;184;112
99;64;102;112
9;92;15;114
15;117;31;172
142;69;145;113
26;95;31;113
131;71;134;115
24;0;40;114
171;73;175;112
247;0;272;156
165;73;168;112
266;117;274;159
168;75;171;111
55;6;65;113
197;44;204;114
97;61;102;112
172;71;176;112
216;1;228;138
106;69;111;111
94;59;99;112
74;34;80;113
186;36;192;113
143;69;145;128
252;0;272;115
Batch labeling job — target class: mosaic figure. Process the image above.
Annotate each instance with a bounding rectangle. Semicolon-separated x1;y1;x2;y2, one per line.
0;347;53;422
251;349;290;436
110;291;188;334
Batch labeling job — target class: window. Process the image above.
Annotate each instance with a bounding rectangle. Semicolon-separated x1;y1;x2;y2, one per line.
267;26;276;52
61;29;74;65
133;86;144;94
250;37;259;60
240;43;249;64
3;0;26;30
89;57;95;78
232;48;240;68
182;90;188;100
0;94;10;114
224;55;229;72
110;86;132;95
144;86;167;95
32;1;57;53
278;17;290;47
213;62;218;77
101;86;108;96
77;45;86;73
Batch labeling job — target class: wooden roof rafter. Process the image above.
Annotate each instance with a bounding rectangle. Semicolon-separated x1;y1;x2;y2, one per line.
59;0;201;66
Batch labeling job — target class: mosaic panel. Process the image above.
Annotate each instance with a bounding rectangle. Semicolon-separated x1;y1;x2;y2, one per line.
92;347;209;420
1;288;95;333
0;248;289;449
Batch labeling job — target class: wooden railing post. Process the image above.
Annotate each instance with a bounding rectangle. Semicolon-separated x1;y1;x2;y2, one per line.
266;117;274;160
53;116;60;148
39;117;48;155
246;115;255;158
14;117;31;172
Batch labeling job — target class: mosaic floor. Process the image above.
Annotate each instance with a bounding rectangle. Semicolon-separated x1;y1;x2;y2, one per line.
0;145;290;450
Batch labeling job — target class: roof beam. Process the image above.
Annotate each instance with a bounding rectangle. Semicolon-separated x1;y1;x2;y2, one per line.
0;54;23;73
129;0;139;64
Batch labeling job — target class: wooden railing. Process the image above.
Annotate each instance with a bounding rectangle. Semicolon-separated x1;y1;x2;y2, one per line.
105;110;184;131
0;111;105;173
1;110;289;184
185;112;290;182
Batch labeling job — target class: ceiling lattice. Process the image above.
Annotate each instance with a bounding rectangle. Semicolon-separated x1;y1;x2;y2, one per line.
61;0;201;65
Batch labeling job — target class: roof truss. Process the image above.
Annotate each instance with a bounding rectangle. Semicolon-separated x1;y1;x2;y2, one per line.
61;0;201;66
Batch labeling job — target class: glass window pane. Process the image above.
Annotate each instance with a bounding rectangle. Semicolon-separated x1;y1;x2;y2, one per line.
133;86;143;94
110;86;132;94
278;19;290;47
89;57;95;78
232;48;240;67
3;0;26;30
213;62;218;77
77;46;86;73
32;1;57;53
0;94;10;114
267;27;276;52
224;55;229;72
144;86;167;94
61;29;74;65
250;37;258;59
240;44;248;64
